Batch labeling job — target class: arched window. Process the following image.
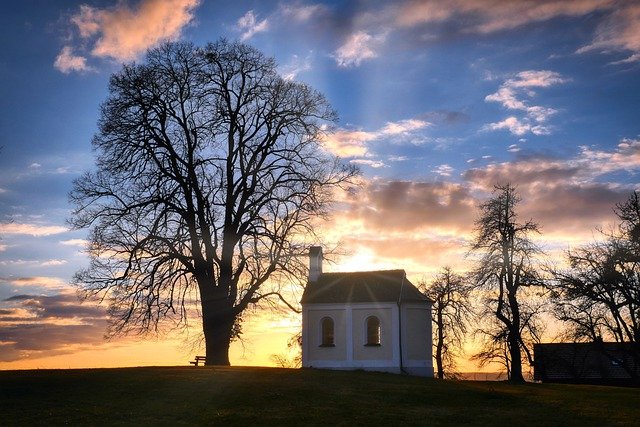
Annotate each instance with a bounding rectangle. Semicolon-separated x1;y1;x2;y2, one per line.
320;317;334;347
366;316;381;346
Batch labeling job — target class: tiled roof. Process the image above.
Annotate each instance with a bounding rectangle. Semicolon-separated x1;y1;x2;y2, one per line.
300;270;429;304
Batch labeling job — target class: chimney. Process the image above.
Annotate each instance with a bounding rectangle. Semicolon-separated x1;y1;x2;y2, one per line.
308;246;323;283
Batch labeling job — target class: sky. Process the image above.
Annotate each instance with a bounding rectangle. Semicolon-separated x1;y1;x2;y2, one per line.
1;0;640;370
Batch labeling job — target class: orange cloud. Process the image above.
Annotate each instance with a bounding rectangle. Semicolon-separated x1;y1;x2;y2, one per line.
1;276;69;290
0;222;67;236
322;118;431;158
68;0;200;62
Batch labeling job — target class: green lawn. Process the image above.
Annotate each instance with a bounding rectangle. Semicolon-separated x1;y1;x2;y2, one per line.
1;366;638;426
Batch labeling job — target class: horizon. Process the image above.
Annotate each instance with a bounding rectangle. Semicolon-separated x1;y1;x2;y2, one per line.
1;0;640;371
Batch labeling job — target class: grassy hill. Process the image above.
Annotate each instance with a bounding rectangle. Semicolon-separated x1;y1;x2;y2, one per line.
1;366;639;426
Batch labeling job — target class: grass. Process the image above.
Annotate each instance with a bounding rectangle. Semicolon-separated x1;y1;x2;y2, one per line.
1;366;639;426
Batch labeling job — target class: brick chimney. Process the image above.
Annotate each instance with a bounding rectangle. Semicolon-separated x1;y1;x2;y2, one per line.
309;246;323;283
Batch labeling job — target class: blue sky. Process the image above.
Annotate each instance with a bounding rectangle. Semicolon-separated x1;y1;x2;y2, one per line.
1;0;640;369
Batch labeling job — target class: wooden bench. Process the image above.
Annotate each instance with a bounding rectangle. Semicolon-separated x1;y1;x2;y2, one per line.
189;356;206;366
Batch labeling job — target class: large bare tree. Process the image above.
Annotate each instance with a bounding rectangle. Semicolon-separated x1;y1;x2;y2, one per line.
69;40;357;365
422;267;472;379
469;184;544;382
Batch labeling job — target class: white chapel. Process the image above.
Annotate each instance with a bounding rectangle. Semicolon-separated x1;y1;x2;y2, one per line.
301;247;434;377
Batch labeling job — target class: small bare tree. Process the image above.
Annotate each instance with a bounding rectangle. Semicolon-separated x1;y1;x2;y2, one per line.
69;40;358;365
422;267;472;379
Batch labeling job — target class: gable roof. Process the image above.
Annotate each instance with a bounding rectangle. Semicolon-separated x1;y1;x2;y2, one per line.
300;270;429;304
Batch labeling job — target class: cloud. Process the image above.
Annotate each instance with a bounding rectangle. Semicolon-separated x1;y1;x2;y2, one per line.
394;0;612;34
579;138;640;175
56;0;200;70
40;260;68;267
322;118;430;158
0;293;108;361
279;52;313;81
577;2;640;63
462;142;640;236
339;1;629;67
237;10;269;41
334;31;387;67
482;116;551;136
432;164;454;177
60;239;88;247
54;46;92;74
379;119;430;135
322;129;376;157
279;3;327;22
0;222;67;236
1;276;68;290
484;70;567;136
346;181;477;234
350;159;386;168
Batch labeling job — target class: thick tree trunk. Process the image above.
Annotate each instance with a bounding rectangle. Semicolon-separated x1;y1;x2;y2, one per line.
200;284;236;366
202;312;234;365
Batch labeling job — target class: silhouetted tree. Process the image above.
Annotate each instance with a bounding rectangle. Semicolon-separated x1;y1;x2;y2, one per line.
69;40;357;365
553;191;640;345
469;184;544;382
422;267;472;379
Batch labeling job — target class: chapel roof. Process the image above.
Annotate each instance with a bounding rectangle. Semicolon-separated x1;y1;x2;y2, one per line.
300;269;429;304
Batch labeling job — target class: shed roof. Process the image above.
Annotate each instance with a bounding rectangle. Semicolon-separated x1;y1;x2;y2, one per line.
300;270;429;304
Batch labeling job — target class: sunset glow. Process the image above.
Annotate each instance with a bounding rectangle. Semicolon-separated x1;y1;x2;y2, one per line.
2;0;640;372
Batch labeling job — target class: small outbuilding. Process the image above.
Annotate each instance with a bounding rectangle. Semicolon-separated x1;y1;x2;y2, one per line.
301;247;434;377
534;342;640;386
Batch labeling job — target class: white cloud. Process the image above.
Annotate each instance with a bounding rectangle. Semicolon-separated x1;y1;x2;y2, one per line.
279;53;313;81
54;46;92;74
279;3;326;22
579;138;640;175
432;164;454;177
483;117;532;136
350;159;386;168
334;31;387;67
484;70;566;136
237;10;269;41
379;119;430;135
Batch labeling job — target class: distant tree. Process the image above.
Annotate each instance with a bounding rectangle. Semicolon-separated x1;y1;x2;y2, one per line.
69;40;358;365
422;267;472;379
270;332;302;369
552;191;640;345
469;184;544;382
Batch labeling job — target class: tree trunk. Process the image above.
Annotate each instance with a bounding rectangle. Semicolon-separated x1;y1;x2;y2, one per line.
508;288;525;382
202;312;234;365
436;309;444;379
200;284;236;366
508;330;524;382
